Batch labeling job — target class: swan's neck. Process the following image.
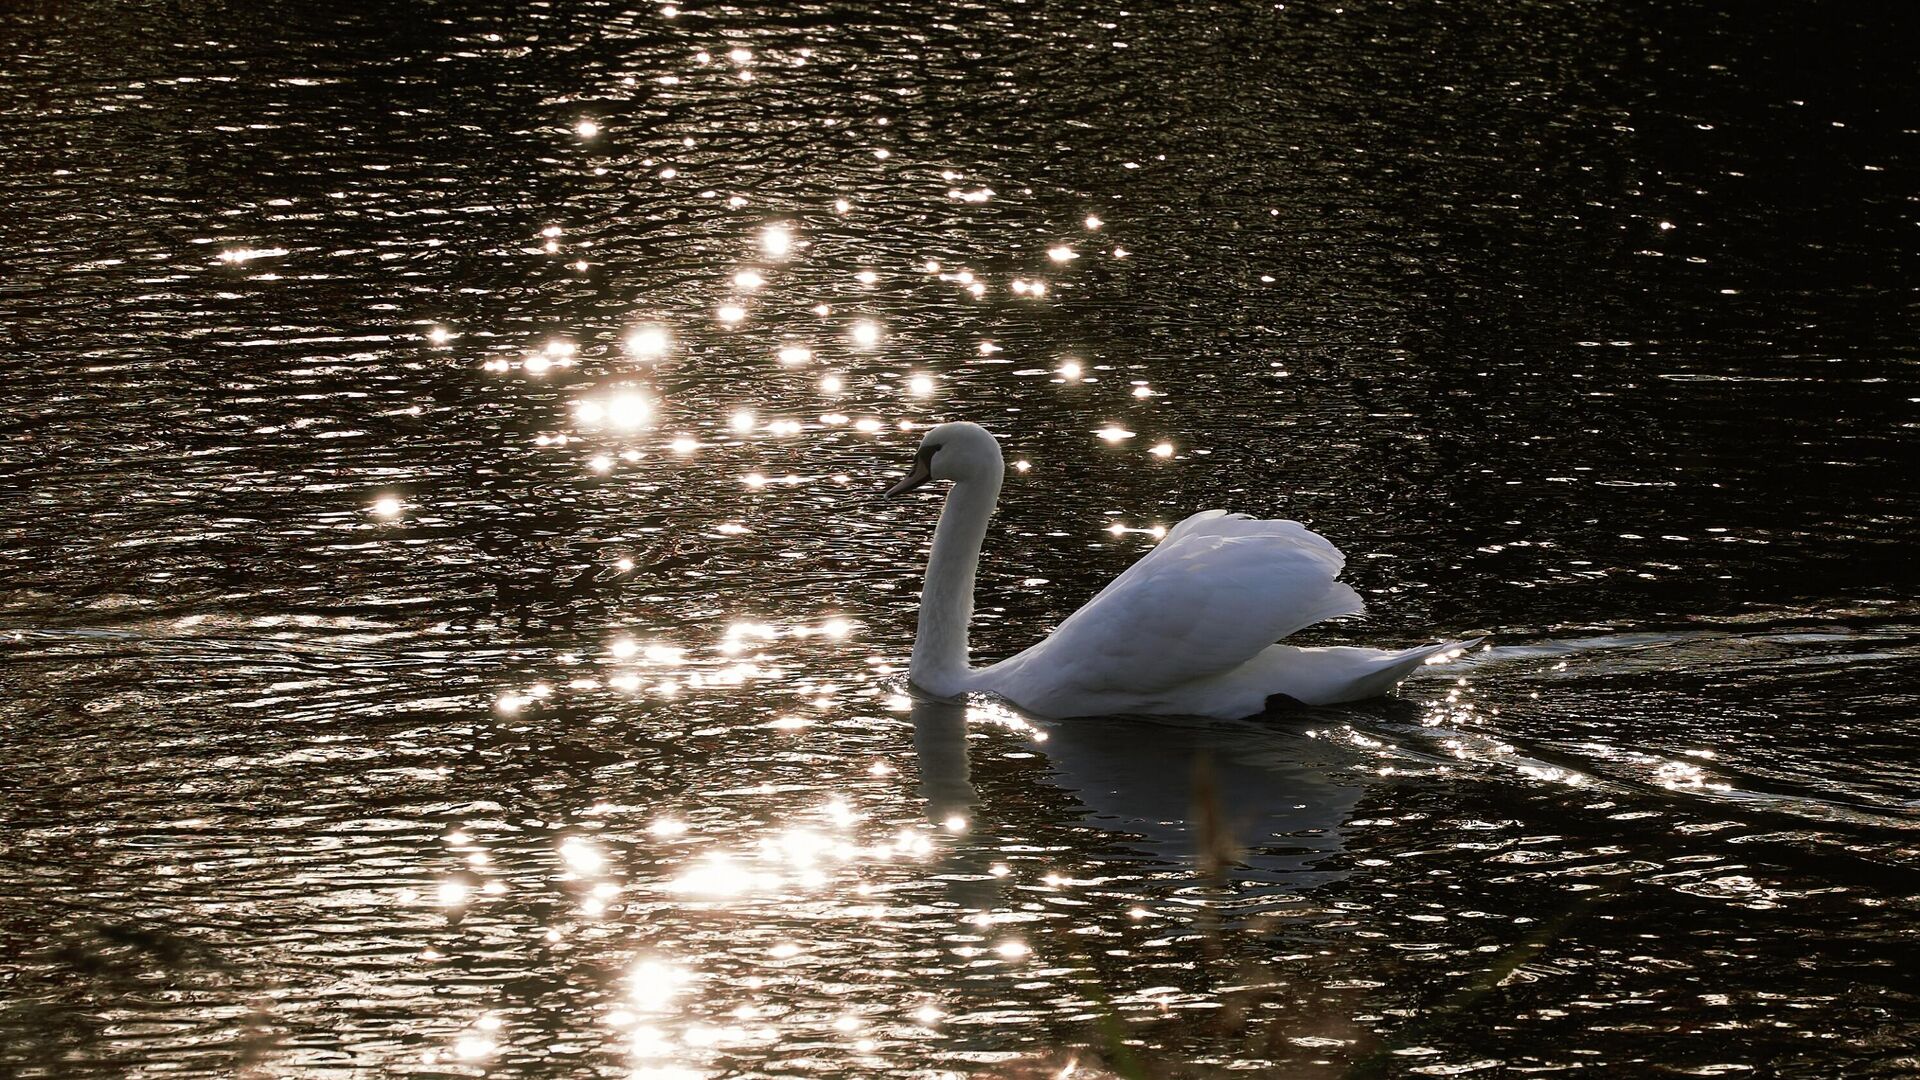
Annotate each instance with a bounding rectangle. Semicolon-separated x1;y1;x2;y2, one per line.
910;473;1001;696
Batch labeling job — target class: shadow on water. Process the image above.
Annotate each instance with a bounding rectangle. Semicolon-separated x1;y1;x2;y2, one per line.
910;690;1366;889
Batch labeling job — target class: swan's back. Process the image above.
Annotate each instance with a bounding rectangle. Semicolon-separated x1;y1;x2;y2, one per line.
980;511;1366;713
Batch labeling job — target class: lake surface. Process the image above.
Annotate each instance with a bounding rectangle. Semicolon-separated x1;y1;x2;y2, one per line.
3;1;1916;1076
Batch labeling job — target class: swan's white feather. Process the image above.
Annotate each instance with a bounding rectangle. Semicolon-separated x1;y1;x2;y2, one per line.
976;511;1371;708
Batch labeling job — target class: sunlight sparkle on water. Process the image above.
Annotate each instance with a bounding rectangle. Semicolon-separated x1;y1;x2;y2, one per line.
216;246;290;265
1150;441;1174;458
822;797;860;825
1097;426;1136;442
667;854;776;896
576;394;652;429
370;496;402;518
760;223;793;258
628;961;691;1012
733;269;765;290
576;119;600;138
625;326;670;359
777;345;813;365
1057;360;1083;380
729;409;756;434
559;837;606;874
608;393;652;428
849;320;881;347
716;303;746;326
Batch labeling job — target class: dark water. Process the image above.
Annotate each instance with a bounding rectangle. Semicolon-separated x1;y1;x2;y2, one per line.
3;0;1917;1075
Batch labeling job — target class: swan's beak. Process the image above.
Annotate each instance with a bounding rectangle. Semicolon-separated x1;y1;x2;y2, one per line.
882;460;933;499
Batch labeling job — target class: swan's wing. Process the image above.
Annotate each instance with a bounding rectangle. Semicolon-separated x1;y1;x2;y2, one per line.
1023;514;1366;694
1076;511;1338;606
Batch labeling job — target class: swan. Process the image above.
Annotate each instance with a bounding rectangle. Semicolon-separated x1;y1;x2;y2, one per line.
884;421;1472;718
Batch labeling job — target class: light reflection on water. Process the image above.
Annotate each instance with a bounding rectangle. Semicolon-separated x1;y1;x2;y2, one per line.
3;0;1919;1076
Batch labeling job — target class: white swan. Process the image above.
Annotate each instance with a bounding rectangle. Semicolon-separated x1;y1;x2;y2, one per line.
884;421;1471;718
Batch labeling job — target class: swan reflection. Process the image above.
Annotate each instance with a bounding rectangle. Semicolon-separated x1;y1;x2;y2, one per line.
909;691;1363;883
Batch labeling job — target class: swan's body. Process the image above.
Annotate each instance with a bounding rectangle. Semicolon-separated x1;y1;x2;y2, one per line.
887;422;1469;719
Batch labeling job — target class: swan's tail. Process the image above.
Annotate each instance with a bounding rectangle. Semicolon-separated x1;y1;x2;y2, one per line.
1257;638;1482;707
1140;639;1485;717
1340;638;1481;701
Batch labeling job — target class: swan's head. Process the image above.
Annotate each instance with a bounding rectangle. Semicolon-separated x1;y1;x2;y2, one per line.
883;421;1003;497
